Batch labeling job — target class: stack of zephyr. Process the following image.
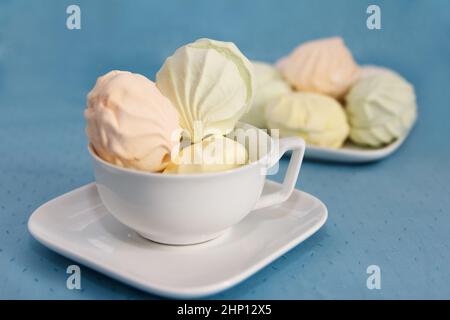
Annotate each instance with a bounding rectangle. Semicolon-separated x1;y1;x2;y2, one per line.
85;39;254;174
241;37;417;148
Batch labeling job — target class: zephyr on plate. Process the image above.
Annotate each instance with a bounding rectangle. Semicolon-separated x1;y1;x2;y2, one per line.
28;180;327;298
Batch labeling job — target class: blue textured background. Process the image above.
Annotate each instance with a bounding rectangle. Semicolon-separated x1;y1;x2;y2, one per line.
0;0;449;299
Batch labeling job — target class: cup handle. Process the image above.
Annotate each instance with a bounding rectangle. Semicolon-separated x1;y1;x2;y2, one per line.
253;137;306;210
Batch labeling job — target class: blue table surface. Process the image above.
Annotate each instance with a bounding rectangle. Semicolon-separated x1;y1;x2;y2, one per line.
1;0;449;299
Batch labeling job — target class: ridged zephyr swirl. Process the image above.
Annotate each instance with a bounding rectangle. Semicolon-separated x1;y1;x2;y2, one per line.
156;38;254;143
85;70;180;172
163;135;248;174
240;61;292;128
277;37;359;98
346;73;417;147
265;92;350;148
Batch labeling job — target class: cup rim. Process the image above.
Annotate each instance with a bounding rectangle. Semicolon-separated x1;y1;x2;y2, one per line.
88;125;274;180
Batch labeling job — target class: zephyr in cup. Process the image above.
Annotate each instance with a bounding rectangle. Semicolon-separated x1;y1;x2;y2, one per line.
89;123;305;245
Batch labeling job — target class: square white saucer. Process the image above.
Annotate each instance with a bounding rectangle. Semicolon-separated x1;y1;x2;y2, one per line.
28;180;327;298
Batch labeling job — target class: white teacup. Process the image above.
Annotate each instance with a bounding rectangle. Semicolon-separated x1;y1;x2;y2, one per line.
89;123;305;245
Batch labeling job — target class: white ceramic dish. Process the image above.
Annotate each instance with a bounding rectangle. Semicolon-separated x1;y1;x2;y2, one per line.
90;122;306;245
304;133;408;163
28;181;327;298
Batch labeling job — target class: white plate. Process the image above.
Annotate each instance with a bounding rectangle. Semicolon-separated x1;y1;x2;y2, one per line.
28;180;327;298
304;133;408;163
